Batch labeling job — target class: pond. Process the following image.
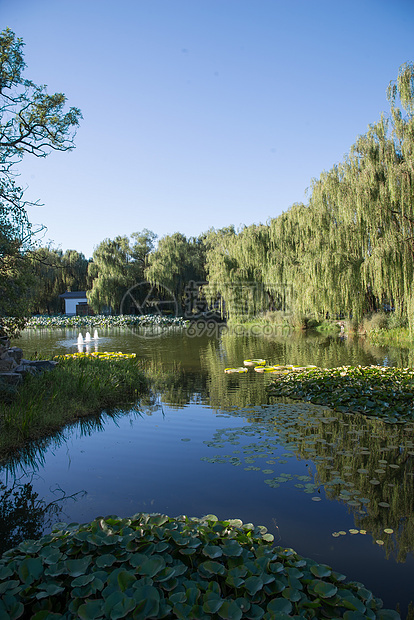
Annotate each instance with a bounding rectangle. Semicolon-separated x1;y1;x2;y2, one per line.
2;325;414;616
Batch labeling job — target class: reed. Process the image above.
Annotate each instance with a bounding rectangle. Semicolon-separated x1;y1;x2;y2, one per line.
0;355;148;461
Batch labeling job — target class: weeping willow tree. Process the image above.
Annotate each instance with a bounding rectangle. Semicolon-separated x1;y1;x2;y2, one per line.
302;62;414;327
266;203;314;318
22;247;90;314
203;224;275;319
88;231;155;314
204;62;414;329
145;233;206;315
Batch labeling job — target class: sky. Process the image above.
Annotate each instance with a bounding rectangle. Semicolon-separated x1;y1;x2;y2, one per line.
2;0;414;260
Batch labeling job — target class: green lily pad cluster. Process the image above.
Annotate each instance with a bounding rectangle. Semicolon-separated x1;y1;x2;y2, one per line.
0;512;399;619
266;366;414;422
23;315;189;330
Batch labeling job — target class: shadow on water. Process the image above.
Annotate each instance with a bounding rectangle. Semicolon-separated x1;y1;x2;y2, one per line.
0;474;86;555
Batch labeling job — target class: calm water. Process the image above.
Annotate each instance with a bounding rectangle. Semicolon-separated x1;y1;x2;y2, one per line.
2;326;414;615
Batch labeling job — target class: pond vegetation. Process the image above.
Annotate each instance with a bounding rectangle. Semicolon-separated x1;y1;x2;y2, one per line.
0;355;148;462
0;512;399;619
200;402;414;564
266;365;414;423
2;327;414;617
25;315;189;330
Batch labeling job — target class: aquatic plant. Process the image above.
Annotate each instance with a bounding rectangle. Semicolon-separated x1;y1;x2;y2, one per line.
0;356;148;460
267;365;414;423
224;367;248;374
23;314;189;330
55;352;137;361
0;512;399;619
200;401;414;563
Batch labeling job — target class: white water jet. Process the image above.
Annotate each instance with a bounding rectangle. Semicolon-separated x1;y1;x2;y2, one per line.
93;329;99;340
85;332;91;342
77;333;84;345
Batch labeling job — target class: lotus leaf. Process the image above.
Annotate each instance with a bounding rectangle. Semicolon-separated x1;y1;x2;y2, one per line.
77;599;104;619
266;597;293;614
0;513;400;619
266;365;414;422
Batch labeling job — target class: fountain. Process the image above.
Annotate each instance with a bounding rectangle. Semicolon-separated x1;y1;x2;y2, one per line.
77;333;84;345
93;329;99;340
85;332;91;342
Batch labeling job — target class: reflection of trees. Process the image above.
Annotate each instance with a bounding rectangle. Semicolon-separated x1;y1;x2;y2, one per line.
2;408;150;474
116;331;390;411
221;329;396;368
199;331;396;412
262;405;414;563
144;361;208;409
0;476;86;554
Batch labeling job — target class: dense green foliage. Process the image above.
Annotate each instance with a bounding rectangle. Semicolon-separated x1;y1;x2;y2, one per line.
0;28;81;330
266;365;414;423
145;232;207;314
203;63;414;330
26;247;90;314
88;231;156;314
24;314;189;329
0;512;399;619
0;356;148;461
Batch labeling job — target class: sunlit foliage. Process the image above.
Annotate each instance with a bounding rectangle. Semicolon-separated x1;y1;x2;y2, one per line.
0;28;81;330
204;63;414;331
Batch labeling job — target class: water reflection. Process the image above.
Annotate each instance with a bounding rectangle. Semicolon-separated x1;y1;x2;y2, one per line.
200;401;414;564
6;327;414;614
1;406;154;475
0;475;86;554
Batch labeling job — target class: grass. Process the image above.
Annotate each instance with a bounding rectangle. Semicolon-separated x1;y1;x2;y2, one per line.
227;312;342;332
367;327;414;347
0;354;149;463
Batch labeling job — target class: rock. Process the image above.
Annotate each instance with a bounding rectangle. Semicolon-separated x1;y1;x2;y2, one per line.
0;358;18;372
15;360;58;374
7;347;23;364
0;344;57;386
13;363;38;377
0;372;23;385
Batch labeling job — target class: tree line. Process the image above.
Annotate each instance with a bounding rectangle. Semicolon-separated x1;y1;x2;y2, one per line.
202;61;414;330
1;27;414;330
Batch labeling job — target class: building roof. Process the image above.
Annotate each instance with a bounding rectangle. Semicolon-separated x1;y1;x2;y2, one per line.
59;291;88;299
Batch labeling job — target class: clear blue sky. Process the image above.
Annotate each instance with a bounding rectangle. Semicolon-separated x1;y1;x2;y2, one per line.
2;0;414;259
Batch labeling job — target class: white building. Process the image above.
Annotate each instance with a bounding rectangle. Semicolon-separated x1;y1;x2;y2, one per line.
59;291;90;316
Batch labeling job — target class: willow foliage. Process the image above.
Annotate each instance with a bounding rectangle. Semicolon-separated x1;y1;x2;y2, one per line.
88;231;155;314
204;63;414;329
203;225;273;318
145;232;206;313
